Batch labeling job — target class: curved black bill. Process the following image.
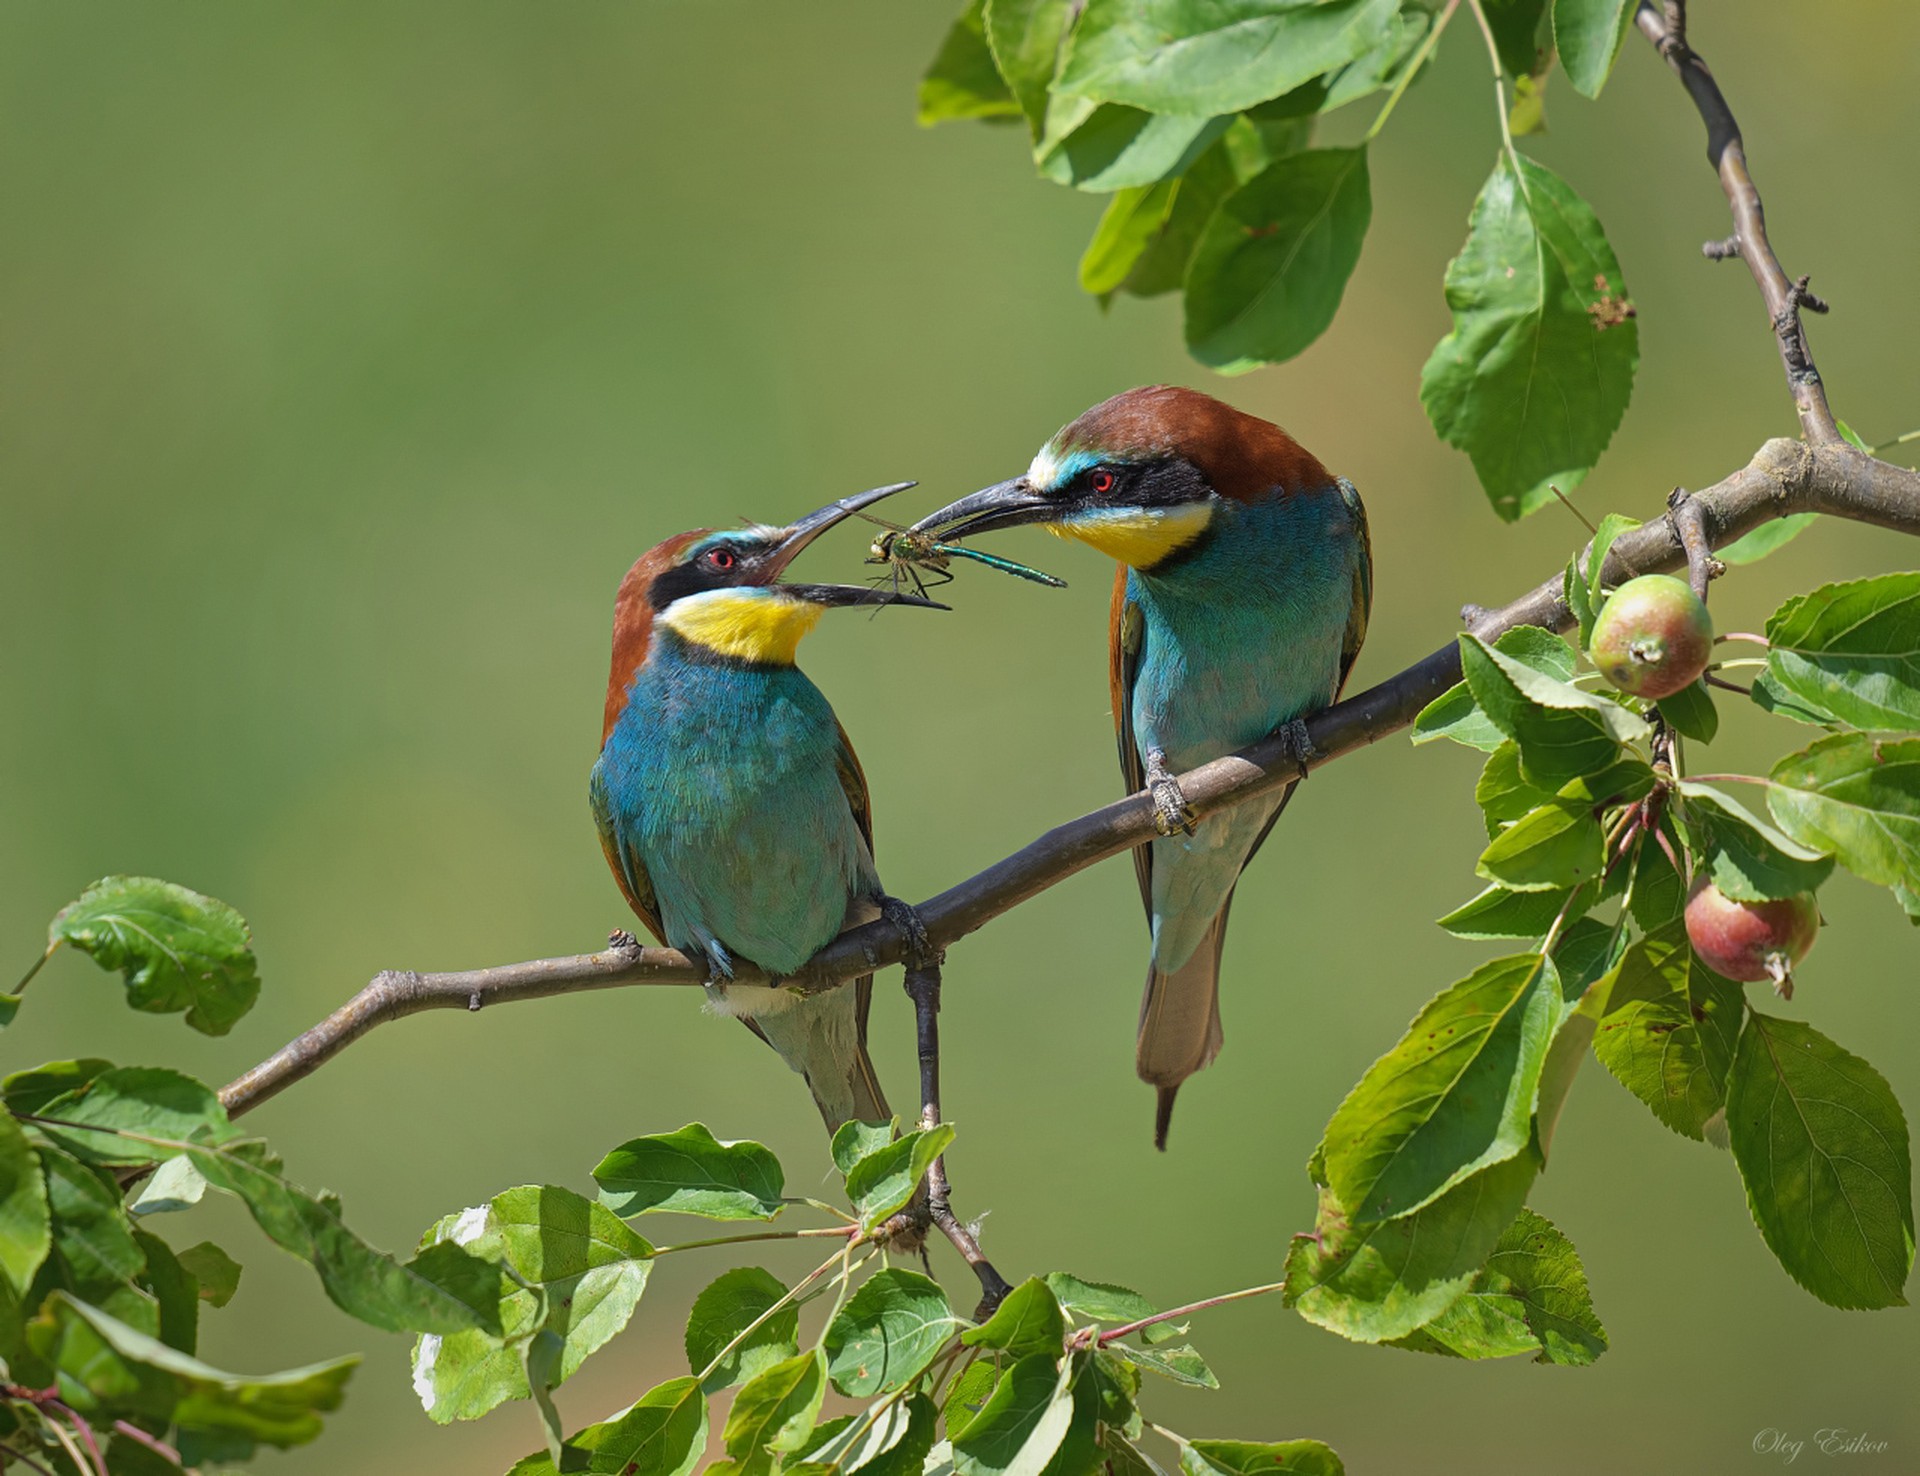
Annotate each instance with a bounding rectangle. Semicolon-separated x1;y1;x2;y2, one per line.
767;481;917;578
906;478;1057;541
784;583;947;611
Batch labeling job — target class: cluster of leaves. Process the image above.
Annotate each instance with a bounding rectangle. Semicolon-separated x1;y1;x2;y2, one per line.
1327;549;1920;1352
3;882;1343;1473
420;1118;1340;1476
1;878;521;1472
919;0;1645;519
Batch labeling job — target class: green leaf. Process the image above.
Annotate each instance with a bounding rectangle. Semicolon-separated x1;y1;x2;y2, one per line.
826;1268;959;1397
1477;799;1603;892
685;1266;799;1394
412;1186;653;1424
1767;734;1920;891
1657;678;1719;744
1284;1152;1537;1342
505;1376;707;1476
1183;146;1370;373
952;1352;1074;1476
1122;141;1242;298
943;1357;998;1438
1718;513;1817;565
1387;1208;1606;1364
1483;0;1551;77
1591;923;1744;1142
28;1291;355;1455
1039;108;1229;193
1414;627;1576;751
724;1349;828;1472
1763;572;1920;731
2;1058;113;1117
1438;885;1576;941
36;1139;157;1335
1532;921;1622;1160
919;0;1021;126
1182;1438;1344;1476
1680;783;1833;902
1057;0;1399;115
1582;512;1641;607
1553;0;1637;98
134;1227;199;1354
1041;1273;1154;1330
963;1276;1066;1358
1564;557;1597;649
0;1110;50;1298
1750;667;1843;727
1080;182;1181;296
846;1124;955;1232
594;1123;784;1221
130;1154;210;1215
1109;1341;1217;1389
1474;741;1555;831
830;1119;898;1178
49;876;260;1036
984;0;1073;135
1726;1012;1913;1309
1322;954;1562;1223
1460;634;1647;787
1421;153;1638;520
793;1392;939;1476
177;1241;242;1307
1627;826;1688;930
33;1066;504;1336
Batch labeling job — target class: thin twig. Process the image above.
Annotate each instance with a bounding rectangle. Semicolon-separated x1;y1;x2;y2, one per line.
1636;1;1841;441
1364;0;1458;141
1081;1280;1289;1347
215;439;1920;1120
0;1441;59;1476
905;956;1012;1318
1465;0;1524;184
1665;487;1722;601
110;1422;182;1468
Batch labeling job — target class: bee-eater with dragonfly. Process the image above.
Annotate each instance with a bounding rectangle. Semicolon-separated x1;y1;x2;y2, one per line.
591;484;943;1130
908;387;1371;1147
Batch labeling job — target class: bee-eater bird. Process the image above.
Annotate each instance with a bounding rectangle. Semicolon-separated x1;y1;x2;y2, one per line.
909;387;1370;1148
590;485;943;1130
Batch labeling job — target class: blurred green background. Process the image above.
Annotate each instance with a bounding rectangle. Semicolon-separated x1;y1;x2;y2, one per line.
4;3;1918;1471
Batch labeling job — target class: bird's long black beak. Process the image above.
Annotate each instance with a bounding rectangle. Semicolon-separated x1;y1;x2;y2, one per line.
766;482;947;610
784;583;946;610
907;478;1057;540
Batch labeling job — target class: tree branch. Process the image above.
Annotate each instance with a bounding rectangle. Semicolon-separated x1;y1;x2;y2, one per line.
219;436;1920;1120
1635;1;1840;443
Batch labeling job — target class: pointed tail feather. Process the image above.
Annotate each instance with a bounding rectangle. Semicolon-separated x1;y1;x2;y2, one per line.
745;976;890;1131
1136;906;1228;1150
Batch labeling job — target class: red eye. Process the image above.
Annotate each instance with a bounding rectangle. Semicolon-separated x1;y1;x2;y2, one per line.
706;547;736;571
1090;469;1115;494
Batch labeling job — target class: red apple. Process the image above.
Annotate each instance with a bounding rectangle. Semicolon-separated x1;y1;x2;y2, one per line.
1589;574;1714;700
1685;878;1819;997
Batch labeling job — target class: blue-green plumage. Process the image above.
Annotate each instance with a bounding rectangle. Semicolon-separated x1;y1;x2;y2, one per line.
904;384;1371;1146
593;630;878;977
591;491;936;1132
1126;487;1364;974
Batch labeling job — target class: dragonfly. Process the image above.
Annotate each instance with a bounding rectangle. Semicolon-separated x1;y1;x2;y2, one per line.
859;513;1066;600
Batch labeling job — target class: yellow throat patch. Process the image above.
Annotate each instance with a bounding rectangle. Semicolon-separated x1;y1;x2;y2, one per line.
1051;503;1213;568
660;589;823;665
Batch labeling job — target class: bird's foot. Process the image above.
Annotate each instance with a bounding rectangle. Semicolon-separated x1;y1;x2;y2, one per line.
1144;747;1197;837
1275;717;1322;781
607;929;639;952
880;895;941;971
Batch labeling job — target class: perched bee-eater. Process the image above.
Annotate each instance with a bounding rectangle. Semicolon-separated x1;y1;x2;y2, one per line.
590;485;942;1130
910;387;1370;1148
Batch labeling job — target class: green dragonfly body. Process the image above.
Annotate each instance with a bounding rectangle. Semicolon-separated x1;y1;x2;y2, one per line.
861;514;1066;599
